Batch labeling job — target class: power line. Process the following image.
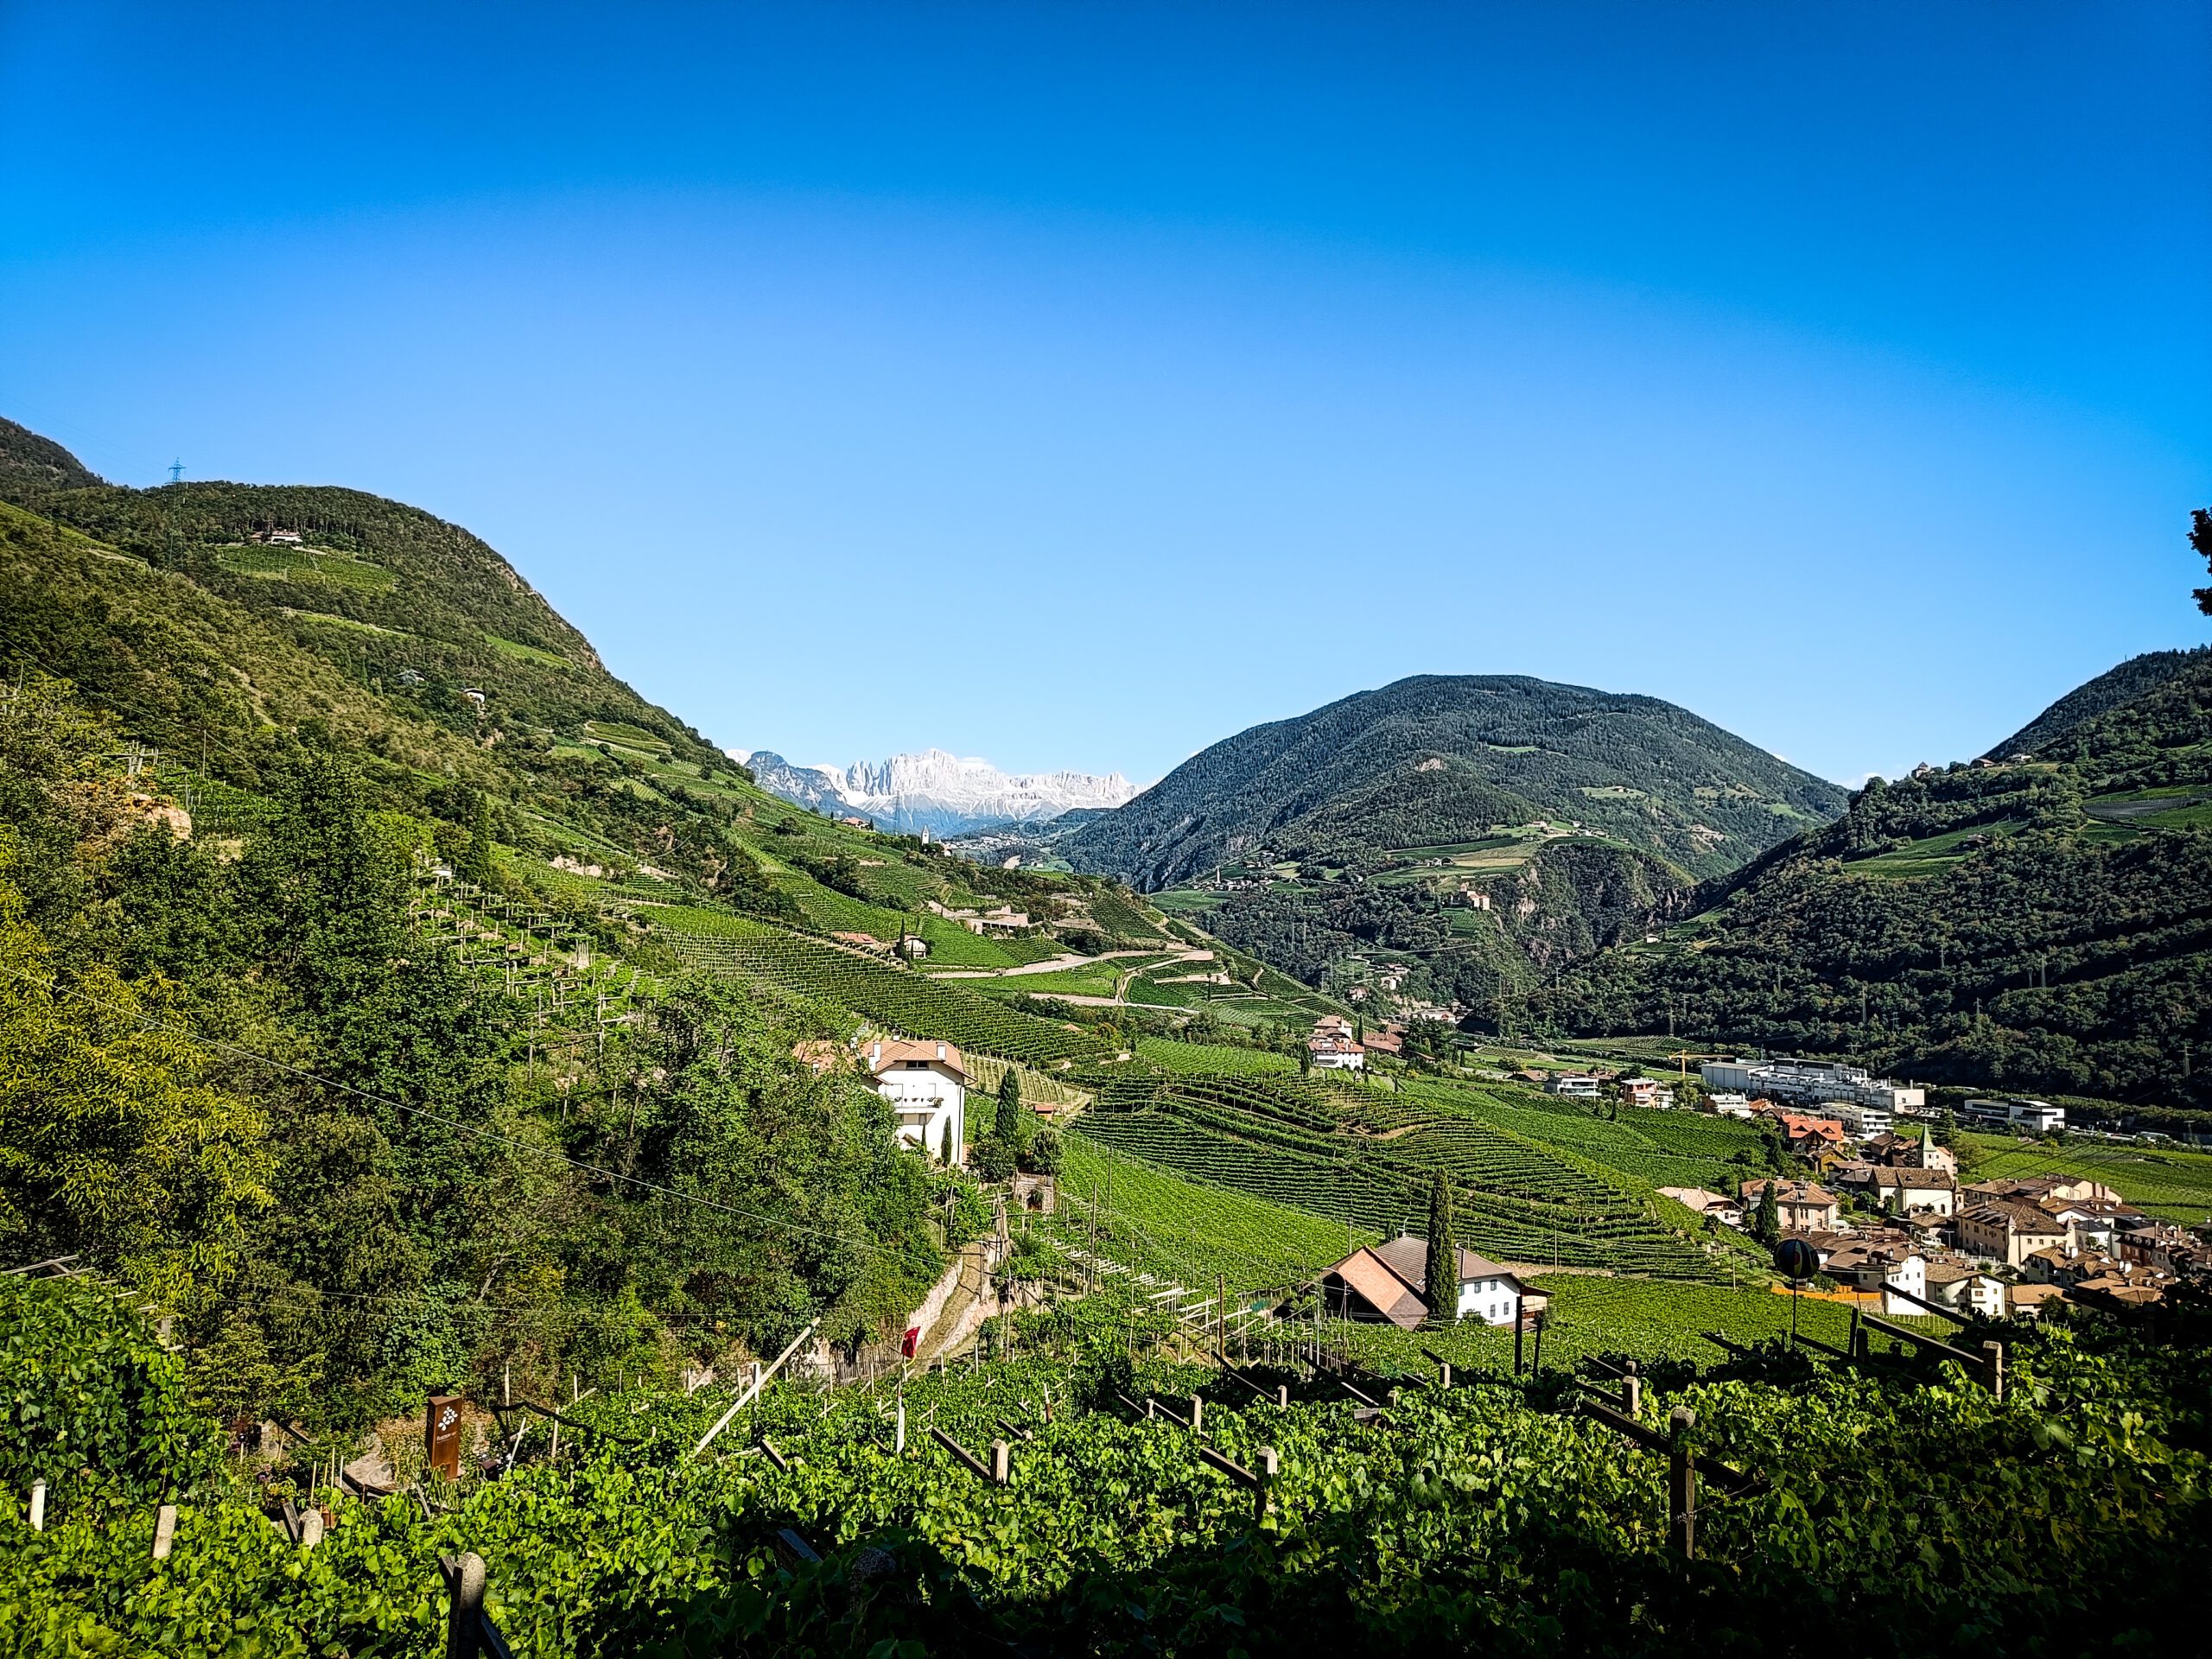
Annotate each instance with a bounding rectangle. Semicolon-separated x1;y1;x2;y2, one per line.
0;963;886;1256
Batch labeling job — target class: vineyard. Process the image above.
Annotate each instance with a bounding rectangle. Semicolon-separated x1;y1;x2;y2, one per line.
1053;1131;1369;1294
6;1276;2208;1656
1133;1037;1299;1077
645;909;1115;1066
1072;1071;1737;1280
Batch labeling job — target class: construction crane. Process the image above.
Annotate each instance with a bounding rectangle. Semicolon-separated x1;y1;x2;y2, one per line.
1666;1050;1732;1081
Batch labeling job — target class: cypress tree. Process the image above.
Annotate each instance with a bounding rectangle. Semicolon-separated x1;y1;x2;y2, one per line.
996;1068;1025;1146
1754;1179;1780;1245
1425;1173;1458;1325
940;1117;957;1167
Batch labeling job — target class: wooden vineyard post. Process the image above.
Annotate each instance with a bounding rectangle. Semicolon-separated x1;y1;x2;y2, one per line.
1668;1407;1696;1560
1190;1395;1205;1435
1515;1313;1524;1376
1983;1341;2005;1402
442;1551;487;1659
1256;1446;1278;1520
1622;1360;1641;1422
895;1395;907;1454
991;1440;1012;1485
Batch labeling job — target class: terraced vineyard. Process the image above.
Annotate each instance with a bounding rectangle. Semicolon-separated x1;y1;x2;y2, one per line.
651;914;1114;1067
1404;1082;1773;1194
1055;1132;1367;1294
1134;1037;1299;1076
1074;1071;1734;1280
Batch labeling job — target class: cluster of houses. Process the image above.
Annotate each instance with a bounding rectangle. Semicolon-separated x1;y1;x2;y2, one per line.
1542;1071;1679;1109
1659;1115;2202;1318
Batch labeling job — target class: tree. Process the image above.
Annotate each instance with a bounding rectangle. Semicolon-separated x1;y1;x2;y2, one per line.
1753;1179;1781;1246
0;874;271;1300
1298;1044;1312;1077
1424;1173;1458;1325
939;1117;957;1166
1026;1127;1063;1176
995;1068;1027;1149
2194;507;2212;615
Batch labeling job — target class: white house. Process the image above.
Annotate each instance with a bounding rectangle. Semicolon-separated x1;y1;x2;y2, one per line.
1321;1237;1527;1328
868;1038;967;1161
1546;1074;1602;1099
1657;1186;1745;1228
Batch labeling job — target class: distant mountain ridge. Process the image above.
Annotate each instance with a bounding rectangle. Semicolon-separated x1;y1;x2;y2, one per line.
1980;647;2212;761
1063;673;1847;888
738;746;1139;837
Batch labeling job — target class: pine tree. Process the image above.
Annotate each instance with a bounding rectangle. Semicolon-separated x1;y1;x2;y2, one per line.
1425;1173;1458;1325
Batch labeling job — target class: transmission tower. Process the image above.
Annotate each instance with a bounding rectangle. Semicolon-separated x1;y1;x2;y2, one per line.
167;459;184;483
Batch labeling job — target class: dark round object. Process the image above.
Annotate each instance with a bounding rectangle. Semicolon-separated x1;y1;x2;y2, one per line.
1773;1238;1819;1281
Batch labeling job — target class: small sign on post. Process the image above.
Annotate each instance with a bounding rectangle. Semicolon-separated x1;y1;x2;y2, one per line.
425;1395;464;1482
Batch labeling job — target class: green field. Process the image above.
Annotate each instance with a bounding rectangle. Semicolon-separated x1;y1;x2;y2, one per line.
1844;819;2026;879
215;543;397;592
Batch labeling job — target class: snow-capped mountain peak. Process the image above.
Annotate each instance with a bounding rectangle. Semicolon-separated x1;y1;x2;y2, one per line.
731;746;1140;837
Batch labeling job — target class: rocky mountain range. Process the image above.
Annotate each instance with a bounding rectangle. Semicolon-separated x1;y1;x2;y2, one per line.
736;746;1140;838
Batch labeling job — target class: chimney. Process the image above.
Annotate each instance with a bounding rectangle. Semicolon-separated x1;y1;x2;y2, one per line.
936;1043;946;1061
870;1042;880;1069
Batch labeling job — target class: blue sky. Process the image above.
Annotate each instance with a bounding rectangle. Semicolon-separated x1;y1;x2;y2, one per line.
3;2;2207;786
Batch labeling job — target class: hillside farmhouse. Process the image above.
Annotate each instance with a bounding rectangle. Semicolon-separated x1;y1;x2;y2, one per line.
1308;1016;1366;1071
868;1038;967;1161
1321;1239;1526;1329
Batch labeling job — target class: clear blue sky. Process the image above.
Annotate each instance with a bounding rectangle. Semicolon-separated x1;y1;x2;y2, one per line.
3;2;2207;785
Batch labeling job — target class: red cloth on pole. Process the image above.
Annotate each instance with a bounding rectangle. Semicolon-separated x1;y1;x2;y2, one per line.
901;1325;921;1357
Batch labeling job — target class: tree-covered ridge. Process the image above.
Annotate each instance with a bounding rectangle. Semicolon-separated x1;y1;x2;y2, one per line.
1538;654;2212;1109
0;417;104;495
1981;645;2212;761
1064;673;1847;889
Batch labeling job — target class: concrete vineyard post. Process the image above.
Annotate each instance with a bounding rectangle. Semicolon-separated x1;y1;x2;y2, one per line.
152;1503;177;1560
895;1397;907;1453
28;1478;45;1530
991;1439;1011;1485
1256;1446;1278;1521
1984;1341;2005;1402
1668;1407;1696;1560
1623;1361;1641;1421
443;1551;487;1659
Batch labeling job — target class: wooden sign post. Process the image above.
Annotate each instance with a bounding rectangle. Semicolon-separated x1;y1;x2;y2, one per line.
425;1395;464;1482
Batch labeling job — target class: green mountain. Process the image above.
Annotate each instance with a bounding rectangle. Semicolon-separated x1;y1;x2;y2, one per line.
1064;673;1846;888
1541;652;2212;1111
1060;674;1846;1015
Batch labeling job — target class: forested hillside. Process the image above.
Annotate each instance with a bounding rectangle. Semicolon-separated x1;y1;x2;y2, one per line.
0;418;1201;1427
1064;674;1846;887
1538;652;2212;1109
1981;646;2211;760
